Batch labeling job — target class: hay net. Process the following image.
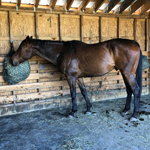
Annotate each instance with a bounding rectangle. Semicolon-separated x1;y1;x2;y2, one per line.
3;40;30;85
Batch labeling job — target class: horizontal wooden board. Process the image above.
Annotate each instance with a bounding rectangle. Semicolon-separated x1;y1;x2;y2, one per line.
0;36;9;40
0;80;148;103
0;73;148;92
38;36;59;40
0;73;39;82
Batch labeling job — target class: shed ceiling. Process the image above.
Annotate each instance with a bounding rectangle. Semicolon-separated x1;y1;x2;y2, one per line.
0;0;150;16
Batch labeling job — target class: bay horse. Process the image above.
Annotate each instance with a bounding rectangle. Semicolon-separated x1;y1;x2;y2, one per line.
12;36;142;121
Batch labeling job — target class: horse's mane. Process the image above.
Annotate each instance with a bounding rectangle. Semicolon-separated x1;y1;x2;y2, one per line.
63;40;86;54
29;39;64;49
29;39;86;52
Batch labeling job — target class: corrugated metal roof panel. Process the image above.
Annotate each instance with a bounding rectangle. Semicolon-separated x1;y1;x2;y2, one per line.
21;0;35;4
86;2;95;8
39;0;50;6
71;1;82;8
56;0;66;6
112;4;120;11
99;3;108;10
2;0;17;3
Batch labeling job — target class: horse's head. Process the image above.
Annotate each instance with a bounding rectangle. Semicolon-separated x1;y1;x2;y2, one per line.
12;36;34;66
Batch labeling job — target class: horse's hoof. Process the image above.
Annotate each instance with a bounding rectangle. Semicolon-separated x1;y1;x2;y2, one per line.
85;111;92;116
130;117;138;122
67;115;74;119
121;111;129;116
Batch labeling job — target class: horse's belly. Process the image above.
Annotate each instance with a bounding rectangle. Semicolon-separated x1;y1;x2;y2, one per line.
79;61;114;77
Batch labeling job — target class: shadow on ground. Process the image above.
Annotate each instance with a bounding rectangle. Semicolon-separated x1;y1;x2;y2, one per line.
0;95;150;150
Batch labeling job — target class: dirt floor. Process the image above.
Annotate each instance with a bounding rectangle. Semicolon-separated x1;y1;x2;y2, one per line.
0;94;150;150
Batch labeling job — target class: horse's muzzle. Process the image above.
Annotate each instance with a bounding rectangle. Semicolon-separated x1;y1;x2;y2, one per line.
11;58;19;66
13;61;19;66
11;55;19;66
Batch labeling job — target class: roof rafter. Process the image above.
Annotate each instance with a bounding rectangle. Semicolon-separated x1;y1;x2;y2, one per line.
103;0;120;13
136;0;150;15
116;0;135;13
17;0;21;7
49;0;57;9
66;0;74;10
95;0;105;12
131;0;149;14
34;0;40;8
79;0;91;11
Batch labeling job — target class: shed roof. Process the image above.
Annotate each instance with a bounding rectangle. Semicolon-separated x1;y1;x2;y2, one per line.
0;0;150;16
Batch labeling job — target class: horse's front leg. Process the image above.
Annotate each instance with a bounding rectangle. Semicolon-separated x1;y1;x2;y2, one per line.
67;76;77;118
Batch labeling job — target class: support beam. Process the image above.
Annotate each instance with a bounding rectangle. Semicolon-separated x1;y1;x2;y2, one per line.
139;0;150;15
0;0;1;6
103;0;120;13
99;16;101;42
131;0;148;14
35;13;38;39
117;17;120;38
95;0;105;12
79;0;91;11
66;0;74;10
58;14;62;41
8;11;12;41
17;0;21;7
80;15;83;41
49;0;57;9
34;0;40;8
117;0;135;13
133;18;137;41
146;18;149;93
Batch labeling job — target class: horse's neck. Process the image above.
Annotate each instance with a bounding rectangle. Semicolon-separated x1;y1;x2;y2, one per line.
33;49;57;64
33;41;64;65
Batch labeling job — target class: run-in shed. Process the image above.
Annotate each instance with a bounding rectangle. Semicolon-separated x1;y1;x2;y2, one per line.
0;0;149;116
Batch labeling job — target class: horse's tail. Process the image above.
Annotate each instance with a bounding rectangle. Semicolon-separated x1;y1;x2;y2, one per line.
136;48;142;95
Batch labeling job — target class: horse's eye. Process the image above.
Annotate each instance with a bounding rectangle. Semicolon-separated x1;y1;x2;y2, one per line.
25;50;31;53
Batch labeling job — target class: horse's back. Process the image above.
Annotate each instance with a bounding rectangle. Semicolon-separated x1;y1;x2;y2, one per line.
61;40;115;77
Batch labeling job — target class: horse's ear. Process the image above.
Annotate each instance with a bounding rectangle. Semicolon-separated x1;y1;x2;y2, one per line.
26;36;30;40
30;36;33;39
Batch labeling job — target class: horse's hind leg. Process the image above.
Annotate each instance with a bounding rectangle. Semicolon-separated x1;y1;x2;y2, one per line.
67;76;77;118
76;78;92;115
121;73;140;121
121;73;133;115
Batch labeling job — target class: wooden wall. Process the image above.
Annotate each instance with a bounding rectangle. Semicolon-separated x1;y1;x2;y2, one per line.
0;10;149;116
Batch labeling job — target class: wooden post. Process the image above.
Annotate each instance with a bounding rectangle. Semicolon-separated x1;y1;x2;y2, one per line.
147;18;150;93
34;12;37;39
34;12;41;98
58;14;61;41
34;12;39;39
99;16;101;42
133;18;137;41
59;14;62;41
80;15;83;42
146;18;150;94
8;11;12;41
8;11;16;100
117;16;120;85
117;17;119;38
149;18;150;52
